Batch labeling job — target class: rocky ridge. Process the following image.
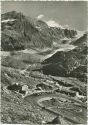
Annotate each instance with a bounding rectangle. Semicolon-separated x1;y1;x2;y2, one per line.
1;11;87;124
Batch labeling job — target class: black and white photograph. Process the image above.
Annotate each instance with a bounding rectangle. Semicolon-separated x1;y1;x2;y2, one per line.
1;1;87;124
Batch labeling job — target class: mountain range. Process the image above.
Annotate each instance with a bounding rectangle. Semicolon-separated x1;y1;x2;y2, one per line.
2;11;78;51
1;11;87;124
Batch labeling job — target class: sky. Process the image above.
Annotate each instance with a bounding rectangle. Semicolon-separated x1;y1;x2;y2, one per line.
1;1;87;31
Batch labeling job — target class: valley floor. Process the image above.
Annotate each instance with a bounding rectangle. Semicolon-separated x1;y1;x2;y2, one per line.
1;64;87;124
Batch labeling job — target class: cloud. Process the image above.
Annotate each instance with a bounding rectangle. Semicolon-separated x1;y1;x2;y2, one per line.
46;20;63;28
37;14;44;19
63;24;69;28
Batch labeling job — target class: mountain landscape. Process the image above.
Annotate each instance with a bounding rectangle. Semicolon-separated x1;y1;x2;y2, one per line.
1;11;87;124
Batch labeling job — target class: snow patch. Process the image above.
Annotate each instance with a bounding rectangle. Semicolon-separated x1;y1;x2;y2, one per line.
1;19;16;23
22;49;37;54
46;20;63;28
43;45;76;60
75;30;84;38
46;20;71;30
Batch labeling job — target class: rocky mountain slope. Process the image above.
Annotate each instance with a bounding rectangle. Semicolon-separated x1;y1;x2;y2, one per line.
1;11;87;124
2;11;77;51
42;33;87;82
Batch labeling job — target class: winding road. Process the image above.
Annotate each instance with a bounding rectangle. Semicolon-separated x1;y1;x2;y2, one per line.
24;90;87;124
